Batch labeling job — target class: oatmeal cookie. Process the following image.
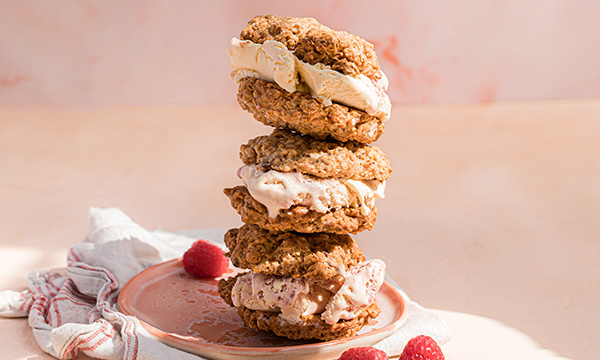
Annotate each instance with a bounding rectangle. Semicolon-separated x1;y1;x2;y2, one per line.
224;186;378;234
240;15;381;81
237;77;385;143
218;274;381;341
240;129;392;181
223;224;365;279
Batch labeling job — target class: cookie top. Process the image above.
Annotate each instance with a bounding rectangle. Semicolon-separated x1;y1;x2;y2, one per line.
240;129;392;181
237;77;385;143
224;224;365;279
240;15;381;81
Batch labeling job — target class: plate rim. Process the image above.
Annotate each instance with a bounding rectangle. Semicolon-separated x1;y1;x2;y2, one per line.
118;258;407;356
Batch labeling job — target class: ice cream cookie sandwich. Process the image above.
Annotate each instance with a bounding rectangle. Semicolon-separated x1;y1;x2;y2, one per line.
228;15;391;143
224;129;391;234
218;224;385;340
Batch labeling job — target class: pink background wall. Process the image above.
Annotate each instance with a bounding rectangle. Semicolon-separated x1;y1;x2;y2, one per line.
1;0;599;105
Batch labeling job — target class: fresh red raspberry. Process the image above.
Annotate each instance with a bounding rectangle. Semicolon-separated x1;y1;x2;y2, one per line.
399;335;444;360
182;239;229;278
338;346;388;360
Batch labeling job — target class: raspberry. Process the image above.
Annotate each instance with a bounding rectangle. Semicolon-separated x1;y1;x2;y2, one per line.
182;239;229;278
399;335;444;360
338;346;388;360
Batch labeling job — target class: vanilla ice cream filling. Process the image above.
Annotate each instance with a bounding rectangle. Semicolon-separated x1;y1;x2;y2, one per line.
231;259;386;325
238;164;385;218
228;38;391;121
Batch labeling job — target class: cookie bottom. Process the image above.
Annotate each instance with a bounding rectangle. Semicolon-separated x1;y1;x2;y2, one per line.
238;77;385;143
218;276;381;341
224;185;377;234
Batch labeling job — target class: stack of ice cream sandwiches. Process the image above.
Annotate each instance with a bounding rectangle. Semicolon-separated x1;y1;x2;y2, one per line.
218;15;393;341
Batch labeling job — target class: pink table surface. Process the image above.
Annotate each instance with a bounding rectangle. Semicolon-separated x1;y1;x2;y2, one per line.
1;101;598;359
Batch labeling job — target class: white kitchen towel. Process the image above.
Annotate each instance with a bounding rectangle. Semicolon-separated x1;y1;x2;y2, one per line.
0;207;450;359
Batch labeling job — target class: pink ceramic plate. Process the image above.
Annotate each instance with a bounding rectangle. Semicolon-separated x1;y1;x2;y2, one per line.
118;258;407;360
